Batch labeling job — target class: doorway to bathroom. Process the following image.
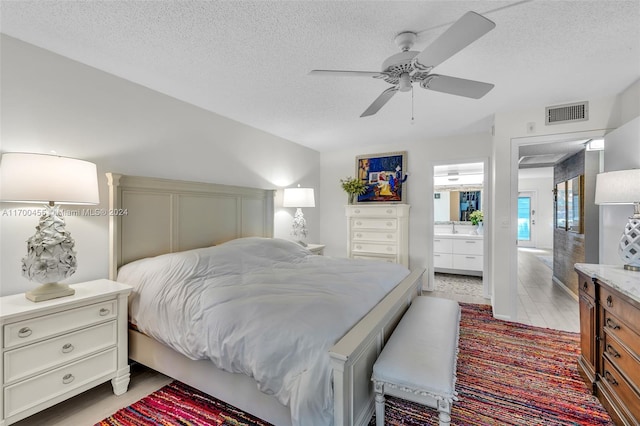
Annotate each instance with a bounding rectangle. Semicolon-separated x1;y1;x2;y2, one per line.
431;159;490;301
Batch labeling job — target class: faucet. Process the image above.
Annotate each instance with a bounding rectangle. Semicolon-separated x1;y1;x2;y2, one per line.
451;221;457;234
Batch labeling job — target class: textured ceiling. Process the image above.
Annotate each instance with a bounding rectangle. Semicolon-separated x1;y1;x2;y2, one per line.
1;1;639;152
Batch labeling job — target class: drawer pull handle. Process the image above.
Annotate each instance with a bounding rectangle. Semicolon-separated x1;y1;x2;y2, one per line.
386;209;392;214
356;245;362;249
356;221;362;226
606;344;620;358
62;343;75;354
434;239;440;242
386;222;392;227
605;318;620;330
466;256;476;259
604;371;618;386
356;233;362;237
387;234;393;239
606;295;613;307
18;327;32;338
99;308;110;316
582;282;588;291
354;209;360;214
434;254;441;257
62;374;75;384
465;241;476;244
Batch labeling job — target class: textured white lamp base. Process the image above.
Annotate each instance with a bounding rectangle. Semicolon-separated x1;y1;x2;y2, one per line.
619;217;640;272
26;282;75;302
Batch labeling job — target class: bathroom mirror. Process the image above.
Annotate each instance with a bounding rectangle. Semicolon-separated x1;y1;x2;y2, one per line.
434;190;482;222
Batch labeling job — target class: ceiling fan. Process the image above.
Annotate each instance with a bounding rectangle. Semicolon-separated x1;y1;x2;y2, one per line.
309;11;496;117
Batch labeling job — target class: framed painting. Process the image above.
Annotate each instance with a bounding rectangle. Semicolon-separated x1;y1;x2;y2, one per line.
355;151;407;203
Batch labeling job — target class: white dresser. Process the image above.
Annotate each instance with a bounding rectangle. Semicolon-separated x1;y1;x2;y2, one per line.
346;204;410;267
0;279;132;426
434;234;483;275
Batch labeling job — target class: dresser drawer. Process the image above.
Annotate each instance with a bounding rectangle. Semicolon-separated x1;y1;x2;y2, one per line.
351;218;397;230
352;230;397;242
4;321;117;384
4;300;116;349
352;254;397;263
433;238;453;253
433;253;453;269
352;242;397;255
600;287;640;336
577;272;596;300
348;206;397;217
4;348;117;418
453;254;483;271
602;332;640;391
602;310;640;358
601;357;640;422
453;239;483;255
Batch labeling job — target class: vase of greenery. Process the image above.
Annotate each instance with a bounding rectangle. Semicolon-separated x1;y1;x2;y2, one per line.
469;210;484;234
340;176;367;204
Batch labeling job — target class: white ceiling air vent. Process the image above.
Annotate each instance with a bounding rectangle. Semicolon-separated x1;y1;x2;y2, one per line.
545;101;588;125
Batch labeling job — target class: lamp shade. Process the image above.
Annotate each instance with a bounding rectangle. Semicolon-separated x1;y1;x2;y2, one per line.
0;153;99;205
283;187;315;208
594;169;640;205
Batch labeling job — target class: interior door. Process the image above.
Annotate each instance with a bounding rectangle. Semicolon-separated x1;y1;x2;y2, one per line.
517;191;536;247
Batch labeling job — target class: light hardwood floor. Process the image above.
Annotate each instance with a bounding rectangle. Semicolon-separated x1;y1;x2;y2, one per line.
13;248;579;425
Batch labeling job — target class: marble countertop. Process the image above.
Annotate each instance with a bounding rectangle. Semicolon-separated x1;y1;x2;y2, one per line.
434;233;483;240
575;263;640;304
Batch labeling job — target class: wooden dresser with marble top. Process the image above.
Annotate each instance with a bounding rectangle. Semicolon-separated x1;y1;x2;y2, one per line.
575;263;640;425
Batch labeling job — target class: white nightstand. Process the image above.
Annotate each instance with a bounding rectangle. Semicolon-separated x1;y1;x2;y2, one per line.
306;244;325;255
0;279;132;426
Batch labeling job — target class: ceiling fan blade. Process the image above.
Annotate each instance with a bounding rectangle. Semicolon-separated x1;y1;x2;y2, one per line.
414;11;495;70
309;70;387;78
360;87;398;117
421;74;494;99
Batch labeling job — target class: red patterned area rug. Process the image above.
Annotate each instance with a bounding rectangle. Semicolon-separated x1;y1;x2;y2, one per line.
97;303;612;426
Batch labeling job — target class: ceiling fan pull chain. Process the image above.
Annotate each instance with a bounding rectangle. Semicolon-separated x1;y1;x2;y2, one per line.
411;86;415;124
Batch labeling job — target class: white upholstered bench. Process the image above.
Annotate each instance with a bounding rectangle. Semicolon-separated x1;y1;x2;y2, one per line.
371;296;461;426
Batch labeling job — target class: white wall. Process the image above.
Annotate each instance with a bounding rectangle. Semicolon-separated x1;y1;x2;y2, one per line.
600;115;640;265
319;131;492;281
0;35;320;296
518;169;554;249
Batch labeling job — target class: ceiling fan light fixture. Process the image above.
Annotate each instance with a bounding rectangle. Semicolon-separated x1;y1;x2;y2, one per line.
399;73;412;92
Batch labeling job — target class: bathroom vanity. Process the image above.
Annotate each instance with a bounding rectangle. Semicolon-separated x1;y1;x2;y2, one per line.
433;222;483;276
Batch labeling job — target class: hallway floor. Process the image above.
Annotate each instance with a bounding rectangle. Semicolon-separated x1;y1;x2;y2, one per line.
429;247;579;333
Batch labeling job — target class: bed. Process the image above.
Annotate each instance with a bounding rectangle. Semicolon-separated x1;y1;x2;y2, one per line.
107;173;424;426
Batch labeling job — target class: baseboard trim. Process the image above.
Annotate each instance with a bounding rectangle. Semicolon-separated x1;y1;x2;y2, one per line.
552;276;579;301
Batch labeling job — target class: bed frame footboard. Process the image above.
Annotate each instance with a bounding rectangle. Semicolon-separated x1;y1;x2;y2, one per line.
330;268;424;426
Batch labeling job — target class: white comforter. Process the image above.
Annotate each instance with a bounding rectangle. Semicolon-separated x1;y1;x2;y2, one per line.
118;237;410;426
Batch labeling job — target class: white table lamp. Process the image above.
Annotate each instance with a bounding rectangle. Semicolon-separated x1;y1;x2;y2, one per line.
283;186;315;246
595;169;640;271
0;153;100;301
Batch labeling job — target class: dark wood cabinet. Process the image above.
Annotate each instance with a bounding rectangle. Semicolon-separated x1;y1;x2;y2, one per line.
575;264;640;426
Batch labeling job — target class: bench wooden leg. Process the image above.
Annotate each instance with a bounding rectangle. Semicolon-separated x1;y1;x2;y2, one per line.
374;382;385;426
437;399;451;426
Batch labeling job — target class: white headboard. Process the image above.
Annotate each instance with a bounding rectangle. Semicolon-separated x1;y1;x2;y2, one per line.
107;173;274;280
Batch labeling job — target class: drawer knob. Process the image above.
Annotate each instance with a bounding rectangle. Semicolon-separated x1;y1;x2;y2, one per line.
386;222;392;227
582;282;588;291
606;295;613;307
356;221;362;226
605;318;620;330
356;233;362;237
387;234;393;239
62;343;75;354
604;371;618;387
18;327;32;338
386;209;392;214
354;209;360;214
99;308;110;316
606;344;620;358
356;245;362;249
62;373;75;384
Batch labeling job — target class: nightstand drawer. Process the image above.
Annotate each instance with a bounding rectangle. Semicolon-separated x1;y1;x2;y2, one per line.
602;310;640;357
4;300;116;349
352;242;397;255
4;321;117;384
602;332;640;390
351;218;397;230
4;348;117;418
352;230;397;242
601;357;640;422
